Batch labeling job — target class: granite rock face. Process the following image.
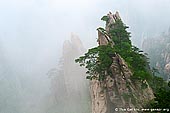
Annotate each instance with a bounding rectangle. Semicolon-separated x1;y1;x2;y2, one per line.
142;28;170;81
50;33;90;113
90;12;154;113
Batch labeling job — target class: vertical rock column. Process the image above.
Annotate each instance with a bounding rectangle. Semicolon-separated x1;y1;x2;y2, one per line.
90;12;120;113
90;12;154;113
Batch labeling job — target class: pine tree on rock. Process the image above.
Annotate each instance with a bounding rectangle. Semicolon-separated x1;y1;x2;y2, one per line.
76;11;154;113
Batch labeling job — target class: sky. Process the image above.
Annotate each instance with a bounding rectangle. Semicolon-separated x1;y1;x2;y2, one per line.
0;0;170;112
1;0;170;49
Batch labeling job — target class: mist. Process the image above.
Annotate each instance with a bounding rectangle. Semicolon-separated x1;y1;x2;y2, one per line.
0;0;170;113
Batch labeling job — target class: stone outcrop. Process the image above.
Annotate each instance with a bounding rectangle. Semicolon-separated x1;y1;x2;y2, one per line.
165;58;170;81
50;33;90;113
90;12;154;113
142;28;170;81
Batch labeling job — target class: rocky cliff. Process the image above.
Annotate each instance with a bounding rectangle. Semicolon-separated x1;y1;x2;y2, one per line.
49;33;91;113
51;12;155;113
142;28;170;81
89;12;154;113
